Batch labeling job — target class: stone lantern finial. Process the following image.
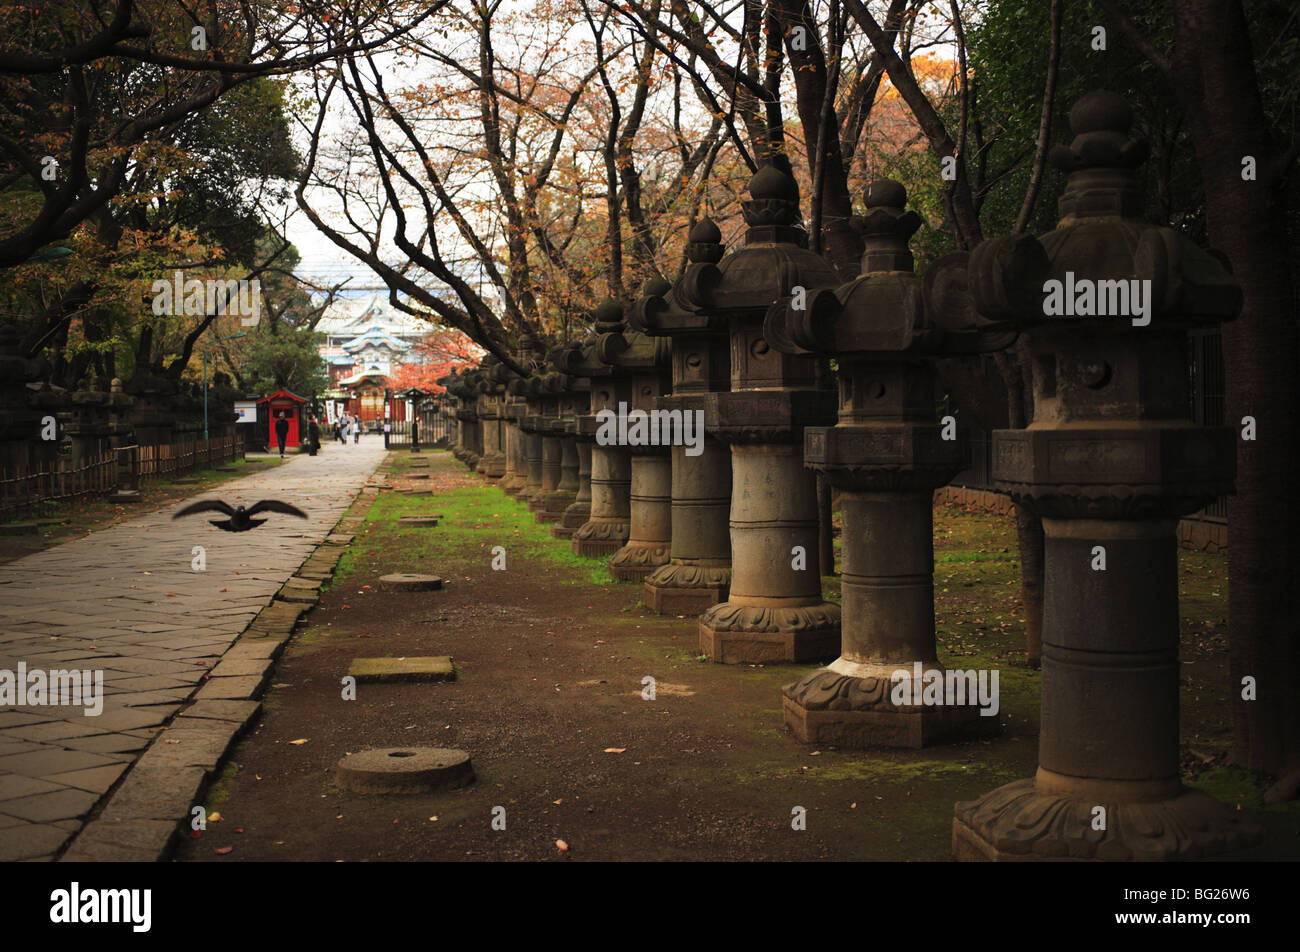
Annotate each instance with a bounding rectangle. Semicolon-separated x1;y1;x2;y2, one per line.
686;218;724;264
1049;89;1149;219
860;179;923;274
593;298;624;334
742;164;802;244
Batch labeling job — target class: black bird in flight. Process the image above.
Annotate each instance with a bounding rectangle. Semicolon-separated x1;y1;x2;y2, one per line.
172;498;308;532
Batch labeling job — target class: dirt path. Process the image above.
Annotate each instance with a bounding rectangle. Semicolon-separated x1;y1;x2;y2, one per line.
175;450;1041;862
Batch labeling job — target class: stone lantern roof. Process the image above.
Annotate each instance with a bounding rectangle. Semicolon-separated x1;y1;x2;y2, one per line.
597;281;672;378
970;90;1242;329
680;165;839;315
628;224;729;342
557;299;626;380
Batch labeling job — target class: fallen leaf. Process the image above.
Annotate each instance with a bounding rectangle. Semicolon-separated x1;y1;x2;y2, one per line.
207;811;222;822
214;846;233;855
429;816;439;822
289;738;309;745
553;799;563;805
189;830;202;839
556;839;569;852
603;748;626;754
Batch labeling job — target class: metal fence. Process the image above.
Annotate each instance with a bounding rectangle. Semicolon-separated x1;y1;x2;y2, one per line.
385;415;450;448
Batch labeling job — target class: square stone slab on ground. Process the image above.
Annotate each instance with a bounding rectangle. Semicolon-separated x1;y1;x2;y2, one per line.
347;657;456;683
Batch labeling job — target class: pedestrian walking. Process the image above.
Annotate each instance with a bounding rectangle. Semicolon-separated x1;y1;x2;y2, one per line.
353;417;361;444
274;410;289;459
307;415;320;456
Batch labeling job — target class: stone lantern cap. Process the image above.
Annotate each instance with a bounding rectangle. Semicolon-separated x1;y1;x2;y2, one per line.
600;281;672;375
628;245;727;338
969;90;1242;330
680;165;838;315
557;299;627;379
552;299;637;431
765;180;1012;360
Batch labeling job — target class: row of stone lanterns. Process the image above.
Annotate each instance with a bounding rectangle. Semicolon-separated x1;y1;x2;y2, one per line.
438;90;1259;861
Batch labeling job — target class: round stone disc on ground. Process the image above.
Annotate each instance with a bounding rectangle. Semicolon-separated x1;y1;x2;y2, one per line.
379;573;444;592
336;747;474;794
397;515;439;527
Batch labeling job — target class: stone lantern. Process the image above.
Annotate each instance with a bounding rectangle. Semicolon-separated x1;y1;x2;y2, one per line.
953;91;1259;860
486;360;511;479
605;280;674;581
552;340;595;540
66;376;115;463
498;368;528;495
537;347;581;523
444;369;480;470
458;370;483;470
629;222;734;613
569;300;634;557
765;179;1004;747
500;336;546;496
444;370;468;464
530;365;573;523
475;357;508;479
0;325;53;475
507;335;549;509
684;164;841;664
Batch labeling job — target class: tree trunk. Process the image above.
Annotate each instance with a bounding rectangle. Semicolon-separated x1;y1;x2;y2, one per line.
817;473;834;576
995;346;1044;666
1172;0;1300;774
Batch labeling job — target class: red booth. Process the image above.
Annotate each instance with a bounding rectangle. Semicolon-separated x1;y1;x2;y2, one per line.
258;389;307;449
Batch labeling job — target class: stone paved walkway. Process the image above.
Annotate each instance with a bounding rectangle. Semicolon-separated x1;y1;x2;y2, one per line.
0;438;386;860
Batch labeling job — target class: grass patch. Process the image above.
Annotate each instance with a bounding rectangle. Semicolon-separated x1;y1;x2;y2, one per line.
1186;766;1300;815
345;475;614;585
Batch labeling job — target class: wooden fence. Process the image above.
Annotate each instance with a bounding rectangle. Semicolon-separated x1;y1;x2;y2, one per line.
0;451;118;520
0;433;244;521
135;434;242;483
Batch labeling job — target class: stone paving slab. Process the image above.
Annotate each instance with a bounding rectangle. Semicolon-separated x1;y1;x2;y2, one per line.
347;656;457;683
0;441;386;860
59;818;176;862
193;676;265;701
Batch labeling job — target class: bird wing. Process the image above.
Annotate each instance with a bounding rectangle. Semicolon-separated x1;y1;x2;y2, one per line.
173;499;235;519
247;499;308;519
